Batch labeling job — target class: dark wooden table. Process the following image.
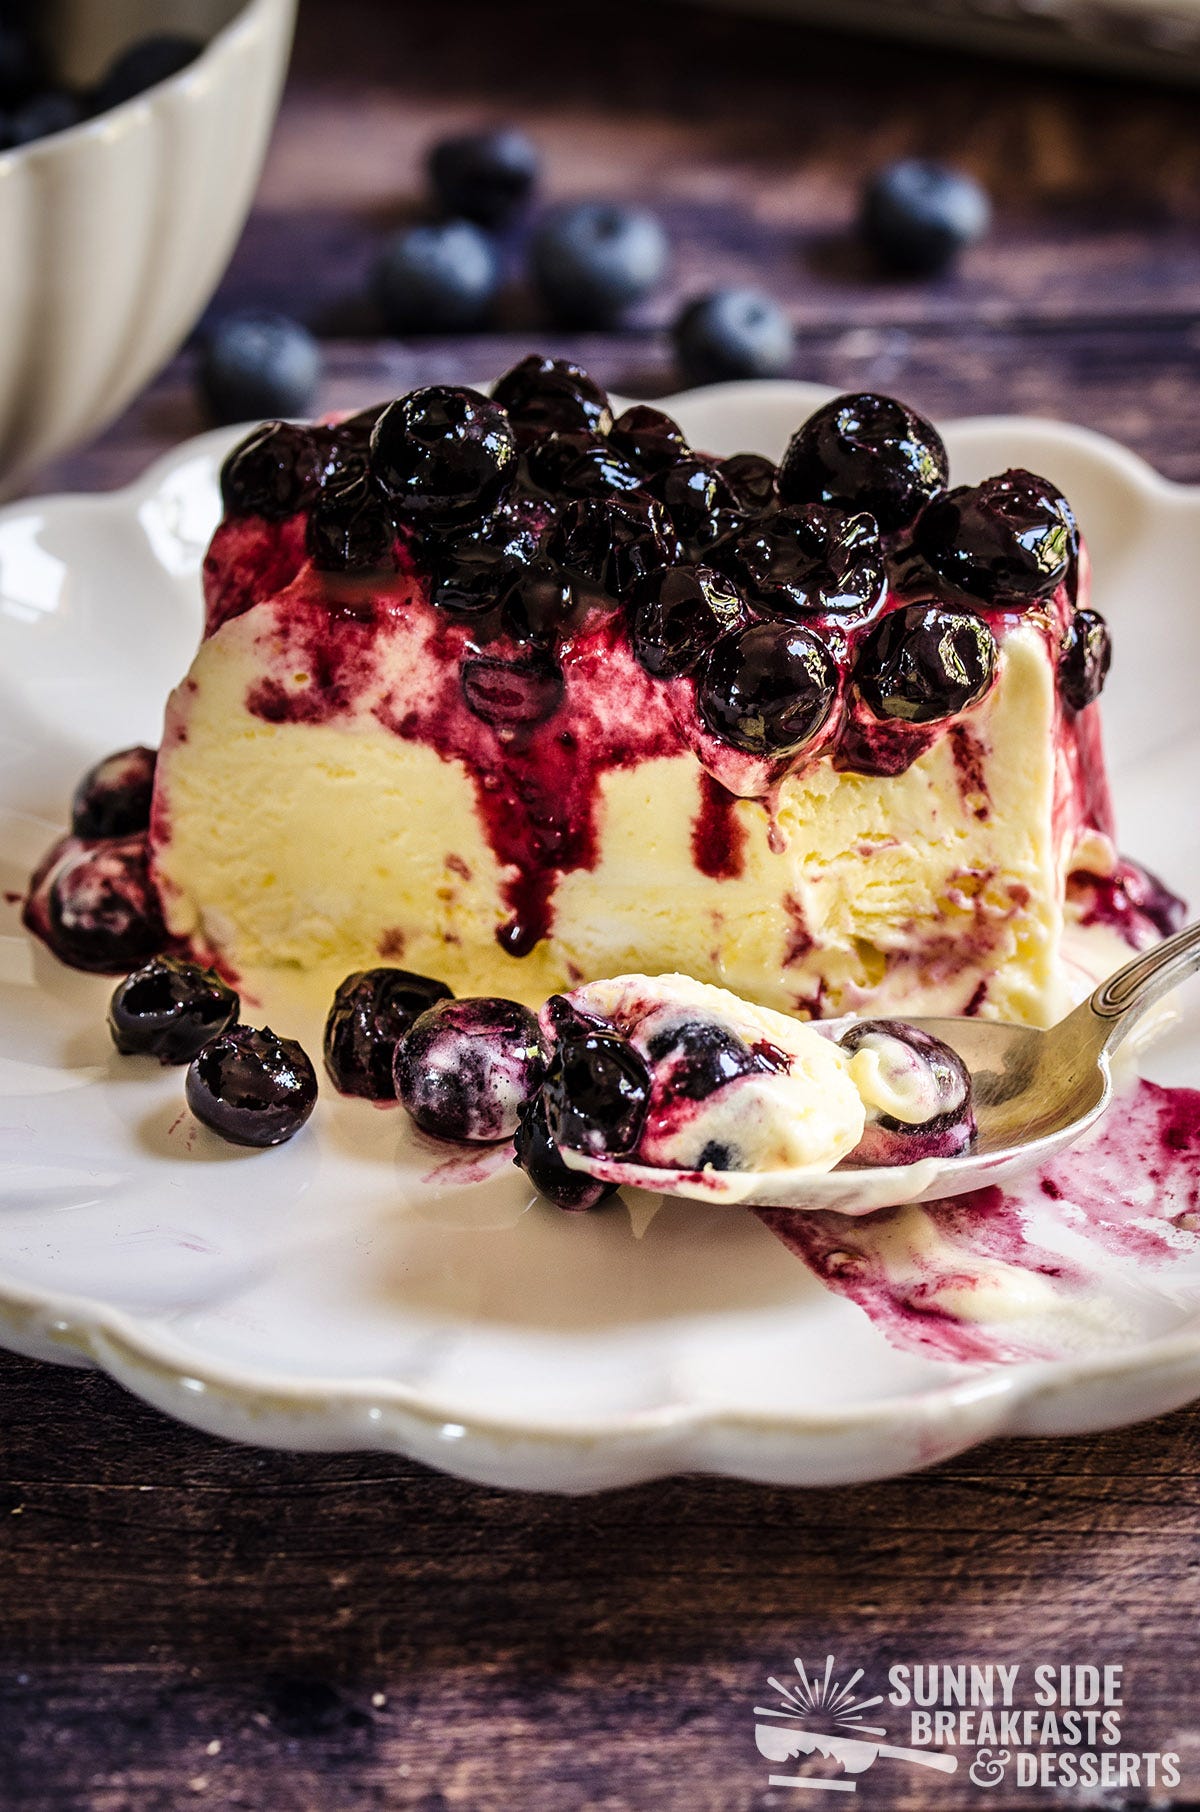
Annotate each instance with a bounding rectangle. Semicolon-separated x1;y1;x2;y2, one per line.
6;3;1200;1806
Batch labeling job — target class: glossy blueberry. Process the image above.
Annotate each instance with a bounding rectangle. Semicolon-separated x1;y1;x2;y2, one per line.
542;1019;651;1158
323;967;453;1100
220;421;330;520
199;311;321;427
550;493;679;601
719;452;777;517
855;603;996;725
491;355;613;442
461;650;564;730
428;126;538;226
631;565;746;679
91;33;202;113
512;1094;615;1212
651;456;739;557
108;956;239;1065
642;1018;761;1100
839;1018;975;1164
372;386;516;528
373;219;500;333
672;288;794;384
531;200;668;327
8;89;82;145
71;745;157;840
426;504;540;614
186;1026;317;1148
39;836;167;974
306;473;397;573
723;504;885;620
608;405;690;476
524;430;642;499
395;997;542;1142
913;468;1077;604
778;392;948;534
1059;607;1112;712
698;621;838;758
861;159;990;276
500;558;575;646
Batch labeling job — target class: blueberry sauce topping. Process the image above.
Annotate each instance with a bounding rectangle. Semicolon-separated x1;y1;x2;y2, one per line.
721;504;885;621
306;473;397;574
699;621;839;757
513;1093;618;1212
1059;607;1112;712
631;565;746;678
186;1026;318;1147
29;836;168;974
914;468;1077;604
719;452;778;517
71;745;157;840
853;603;996;725
220;421;329;521
541;1018;651;1158
525;430;642;499
500;558;576;646
778;393;948;533
324;967;453;1099
108;956;239;1065
550;492;679;601
650;456;739;557
490;355;614;443
608;405;690;476
461;650;565;730
425;504;541;615
394;997;542;1141
371;386;516;527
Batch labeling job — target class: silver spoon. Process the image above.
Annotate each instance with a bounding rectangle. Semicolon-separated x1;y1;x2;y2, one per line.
562;920;1200;1215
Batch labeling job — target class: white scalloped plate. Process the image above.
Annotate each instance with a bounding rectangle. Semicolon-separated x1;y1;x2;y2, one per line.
2;383;1199;1492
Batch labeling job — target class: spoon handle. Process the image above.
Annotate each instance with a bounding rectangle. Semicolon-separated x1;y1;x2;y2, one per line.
1088;916;1200;1044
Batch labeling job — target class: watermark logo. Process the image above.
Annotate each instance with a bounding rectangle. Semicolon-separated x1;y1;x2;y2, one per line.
754;1654;957;1793
755;1656;1182;1795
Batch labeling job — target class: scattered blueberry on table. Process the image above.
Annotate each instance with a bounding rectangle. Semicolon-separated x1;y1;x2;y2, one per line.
531;200;669;328
394;997;543;1142
373;219;501;333
428;125;539;227
199;312;322;426
860;158;991;275
672;289;795;384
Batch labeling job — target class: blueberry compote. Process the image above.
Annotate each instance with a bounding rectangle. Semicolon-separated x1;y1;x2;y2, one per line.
513;1094;618;1212
186;1026;318;1147
839;1019;976;1165
914;468;1077;604
394;997;542;1141
779;393;948;532
25;835;168;974
109;956;238;1064
324;967;454;1099
71;746;157;840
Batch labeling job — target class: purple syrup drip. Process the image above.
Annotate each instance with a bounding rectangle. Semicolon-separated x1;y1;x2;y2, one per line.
691;771;747;881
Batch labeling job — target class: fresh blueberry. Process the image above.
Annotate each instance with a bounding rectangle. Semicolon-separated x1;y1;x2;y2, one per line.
491;355;613;442
531;200;668;328
91;34;202;112
541;1018;651;1158
651;456;740;557
913;468;1077;604
42;837;167;973
839;1018;975;1164
108;956;239;1065
854;603;996;725
71;746;157;840
861;159;991;276
698;622;838;757
513;1093;617;1212
324;967;453;1100
306;473;396;573
719;452;777;517
425;503;540;614
394;997;542;1142
550;493;679;601
8;89;82;145
373;219;500;333
631;565;746;679
220;421;331;519
642;1017;761;1100
186;1025;317;1148
723;504;884;621
672;288;794;384
461;650;565;730
524;430;642;499
500;558;575;646
778;392;948;533
608;405;690;476
199;312;321;426
372;386;516;528
1059;608;1112;712
427;126;538;226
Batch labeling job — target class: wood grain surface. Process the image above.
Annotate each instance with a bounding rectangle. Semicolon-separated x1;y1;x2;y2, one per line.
6;1;1200;1807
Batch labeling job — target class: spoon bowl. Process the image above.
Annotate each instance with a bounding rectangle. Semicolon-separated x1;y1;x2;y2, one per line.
561;920;1200;1215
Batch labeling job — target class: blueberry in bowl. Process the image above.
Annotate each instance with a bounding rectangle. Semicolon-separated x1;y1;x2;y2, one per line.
109;956;239;1064
186;1025;318;1148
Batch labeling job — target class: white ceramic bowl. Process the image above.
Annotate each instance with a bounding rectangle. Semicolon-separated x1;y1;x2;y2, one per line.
0;0;296;497
1;386;1199;1493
